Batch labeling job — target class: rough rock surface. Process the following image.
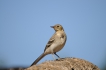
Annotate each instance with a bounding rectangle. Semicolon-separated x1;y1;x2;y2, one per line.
25;57;100;70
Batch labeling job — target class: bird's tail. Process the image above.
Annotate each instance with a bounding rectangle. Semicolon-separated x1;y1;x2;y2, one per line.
30;53;45;66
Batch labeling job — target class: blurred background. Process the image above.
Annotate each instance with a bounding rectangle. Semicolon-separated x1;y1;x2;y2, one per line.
0;0;106;70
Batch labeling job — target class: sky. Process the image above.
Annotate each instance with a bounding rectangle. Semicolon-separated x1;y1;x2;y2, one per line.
0;0;106;69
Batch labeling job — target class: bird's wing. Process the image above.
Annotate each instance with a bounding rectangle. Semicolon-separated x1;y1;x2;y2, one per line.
44;34;55;52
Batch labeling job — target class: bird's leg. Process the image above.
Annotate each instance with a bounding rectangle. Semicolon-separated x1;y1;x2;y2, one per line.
54;52;60;58
52;53;56;60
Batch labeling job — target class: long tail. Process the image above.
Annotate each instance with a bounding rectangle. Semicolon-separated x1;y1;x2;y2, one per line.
30;53;45;66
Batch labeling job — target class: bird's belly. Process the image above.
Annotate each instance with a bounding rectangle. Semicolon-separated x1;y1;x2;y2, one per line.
51;42;64;53
44;39;65;54
53;45;64;52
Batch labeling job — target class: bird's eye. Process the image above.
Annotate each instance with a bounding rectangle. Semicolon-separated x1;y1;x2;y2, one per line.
57;26;59;27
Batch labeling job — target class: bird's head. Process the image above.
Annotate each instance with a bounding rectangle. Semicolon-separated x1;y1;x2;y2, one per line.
51;24;64;31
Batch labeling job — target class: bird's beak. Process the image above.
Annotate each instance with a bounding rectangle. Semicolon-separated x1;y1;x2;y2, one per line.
50;26;54;28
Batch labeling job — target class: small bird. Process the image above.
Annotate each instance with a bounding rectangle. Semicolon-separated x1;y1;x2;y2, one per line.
30;24;67;66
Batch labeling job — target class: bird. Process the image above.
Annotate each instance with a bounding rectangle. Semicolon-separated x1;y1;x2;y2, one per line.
30;24;67;66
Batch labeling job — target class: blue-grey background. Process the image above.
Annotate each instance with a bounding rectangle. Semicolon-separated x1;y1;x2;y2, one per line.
0;0;106;69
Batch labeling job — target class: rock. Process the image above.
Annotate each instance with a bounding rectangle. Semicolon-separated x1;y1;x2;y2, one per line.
25;57;100;70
